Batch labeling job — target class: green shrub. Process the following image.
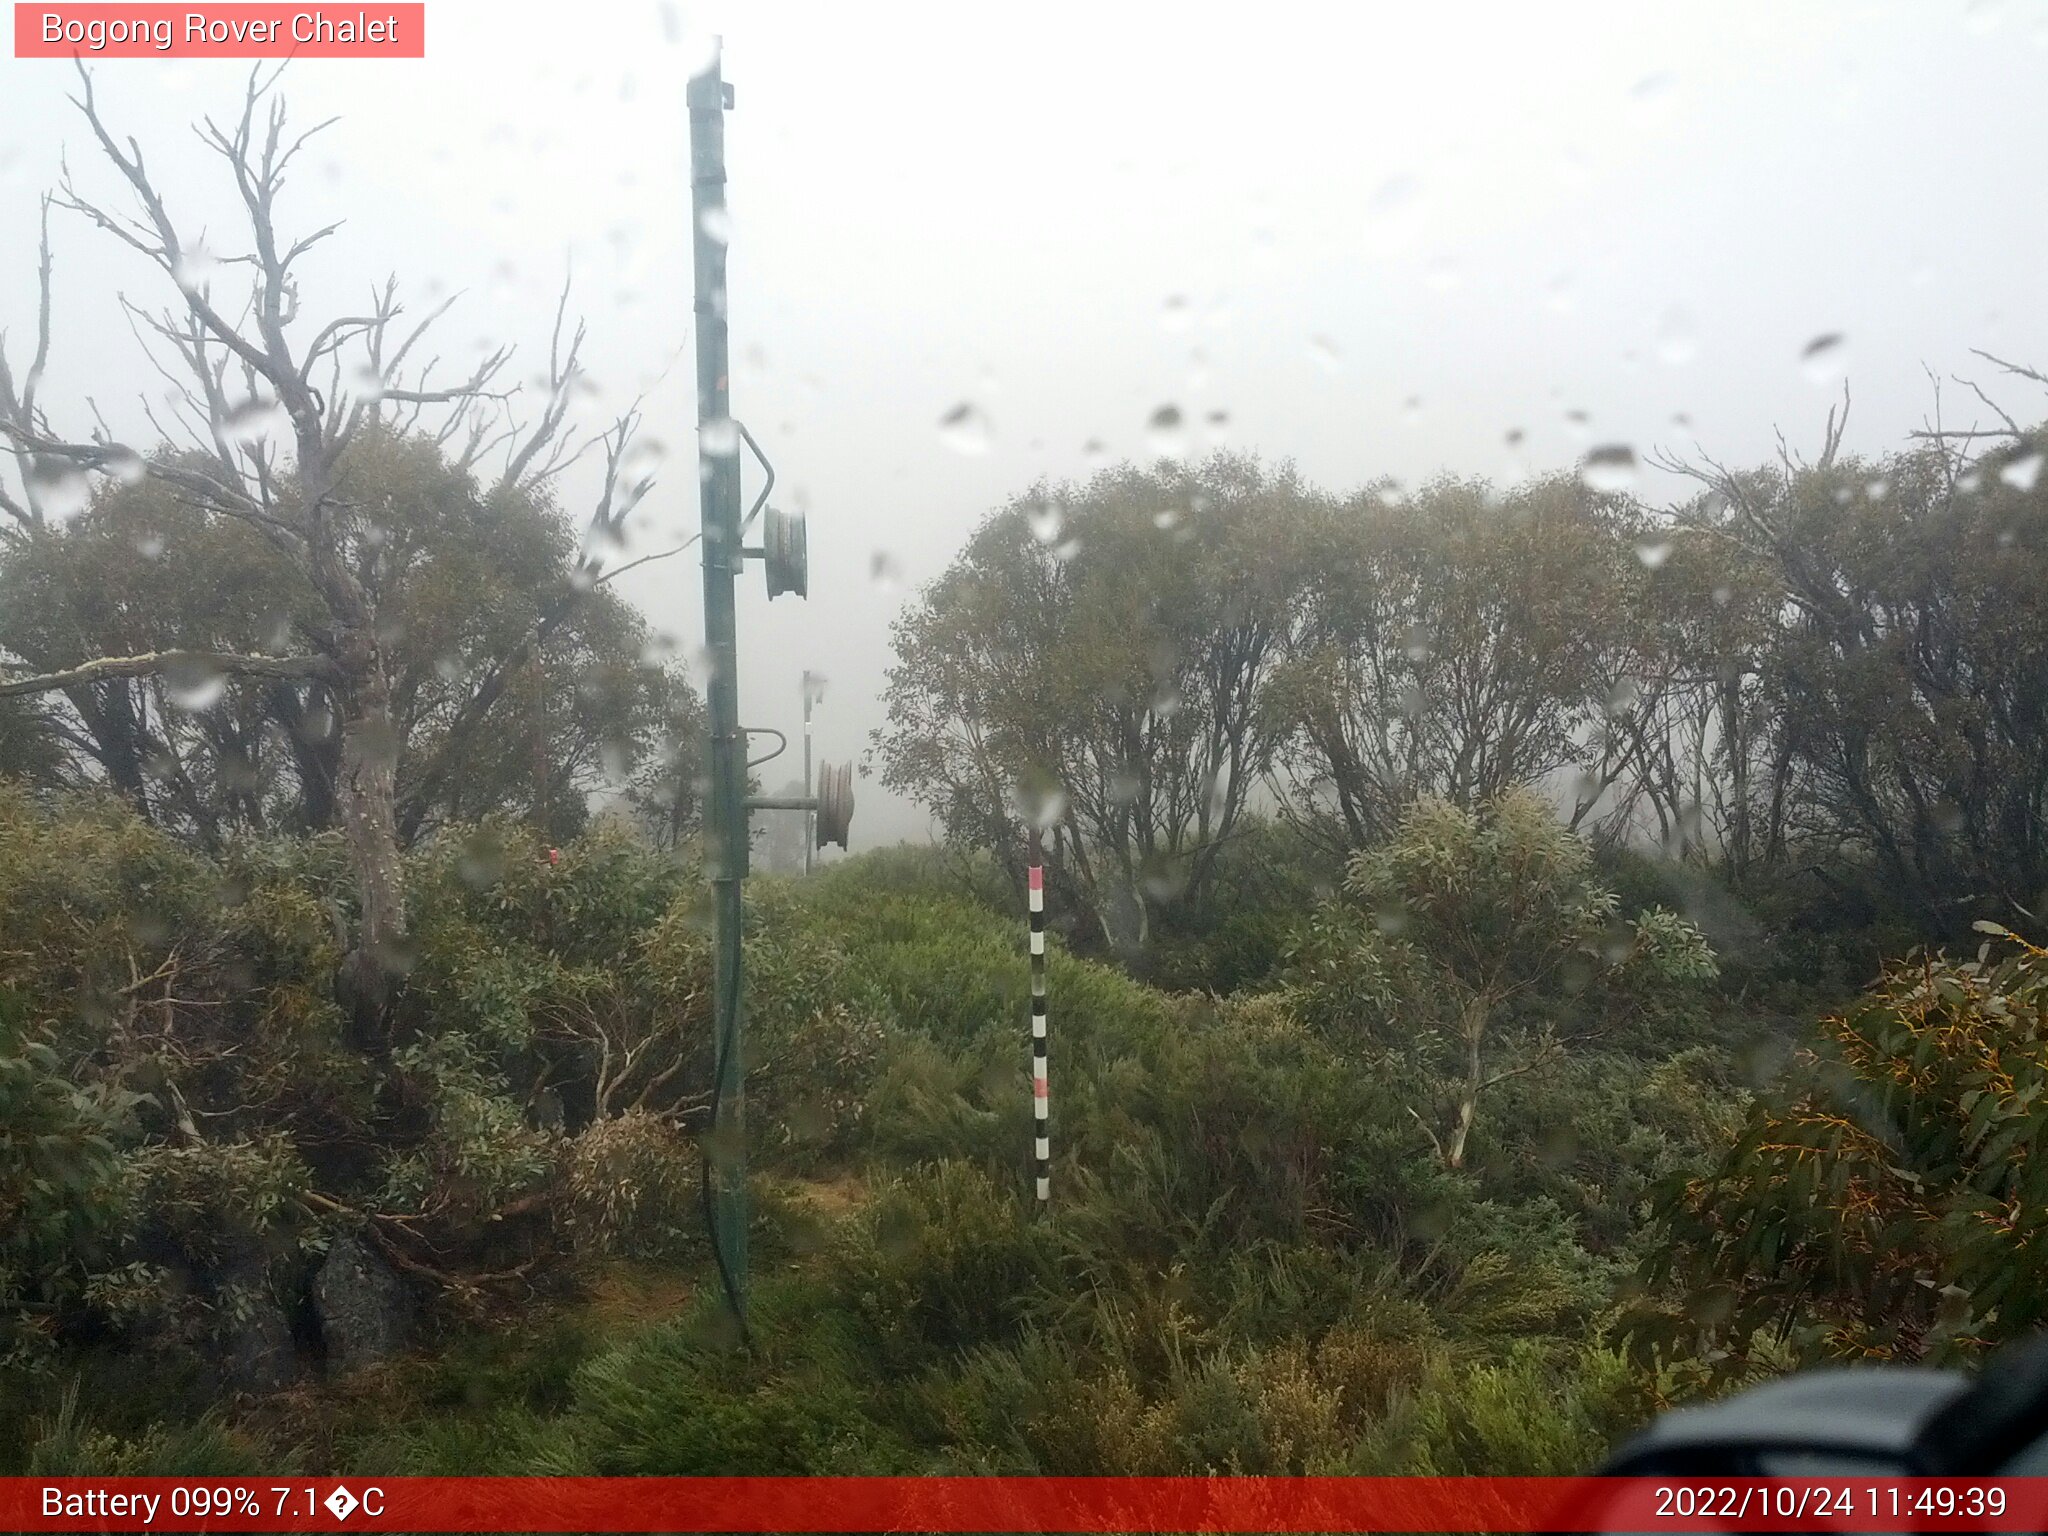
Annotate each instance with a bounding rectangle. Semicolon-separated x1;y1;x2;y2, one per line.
841;1161;1056;1362
24;1383;268;1476
560;1109;698;1259
1355;1339;1651;1474
0;1007;131;1374
1631;928;2048;1378
564;1277;918;1474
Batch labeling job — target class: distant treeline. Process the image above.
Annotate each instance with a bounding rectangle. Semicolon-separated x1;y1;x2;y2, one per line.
877;407;2048;960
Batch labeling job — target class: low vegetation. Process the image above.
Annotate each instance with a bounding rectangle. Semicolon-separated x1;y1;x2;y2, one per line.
7;769;2043;1475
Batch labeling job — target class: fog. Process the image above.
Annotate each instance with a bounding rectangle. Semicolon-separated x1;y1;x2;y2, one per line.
4;0;2046;847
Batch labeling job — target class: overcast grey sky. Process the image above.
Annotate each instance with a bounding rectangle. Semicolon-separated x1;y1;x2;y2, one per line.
5;0;2047;847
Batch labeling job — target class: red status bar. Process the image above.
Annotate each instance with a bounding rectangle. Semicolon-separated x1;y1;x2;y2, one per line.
6;1476;2048;1532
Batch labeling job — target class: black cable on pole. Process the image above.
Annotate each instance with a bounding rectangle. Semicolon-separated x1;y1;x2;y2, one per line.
699;943;752;1348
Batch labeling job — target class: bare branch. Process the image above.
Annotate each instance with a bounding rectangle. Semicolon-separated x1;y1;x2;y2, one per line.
1972;349;2048;393
1953;371;2021;440
498;272;582;492
23;192;54;430
593;533;702;587
303;311;380;369
0;194;59;532
1818;380;1850;469
62;62;278;384
382;282;457;379
378;347;512;405
0;649;339;700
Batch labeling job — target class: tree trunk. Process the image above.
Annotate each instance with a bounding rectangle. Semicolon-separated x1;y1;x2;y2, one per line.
270;679;342;831
1444;997;1488;1170
333;637;409;1040
72;679;153;819
1445;1095;1477;1171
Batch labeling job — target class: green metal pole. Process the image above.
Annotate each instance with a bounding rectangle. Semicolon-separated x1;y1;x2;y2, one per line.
803;671;815;877
689;43;749;1326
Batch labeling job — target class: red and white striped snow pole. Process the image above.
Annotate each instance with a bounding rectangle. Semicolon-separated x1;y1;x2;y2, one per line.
1028;827;1049;1206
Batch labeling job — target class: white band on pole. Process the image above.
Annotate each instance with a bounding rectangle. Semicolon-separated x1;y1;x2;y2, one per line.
1028;833;1049;1207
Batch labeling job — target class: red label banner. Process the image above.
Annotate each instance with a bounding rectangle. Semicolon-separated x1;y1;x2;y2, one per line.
13;4;424;57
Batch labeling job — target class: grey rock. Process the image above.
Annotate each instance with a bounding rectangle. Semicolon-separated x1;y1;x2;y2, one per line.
215;1258;299;1394
312;1232;413;1373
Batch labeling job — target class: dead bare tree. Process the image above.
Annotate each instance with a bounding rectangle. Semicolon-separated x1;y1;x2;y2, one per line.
0;65;664;1033
1906;350;2048;493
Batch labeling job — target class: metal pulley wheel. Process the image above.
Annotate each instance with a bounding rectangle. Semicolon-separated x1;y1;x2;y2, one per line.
763;505;808;600
815;760;854;849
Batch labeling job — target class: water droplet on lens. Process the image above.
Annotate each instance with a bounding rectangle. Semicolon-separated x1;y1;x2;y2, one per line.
134;533;165;559
1028;500;1065;544
1152;508;1179;530
700;416;740;456
869;550;903;591
1160;293;1191;331
1310;335;1342;370
1369;175;1418;215
1141;855;1188;903
1145;404;1187;460
171;242;219;290
1800;332;1847;382
28;459;90;518
699;206;733;246
1403;622;1433;662
622;437;666;480
939;402;992;455
222;397;289;446
1657;305;1697;365
165;656;227;712
1011;777;1068;831
1581;444;1638;494
1999;451;2043;492
1634;538;1672;570
348;360;389;403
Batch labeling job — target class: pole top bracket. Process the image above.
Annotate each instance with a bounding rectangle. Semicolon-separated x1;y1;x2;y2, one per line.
687;74;735;112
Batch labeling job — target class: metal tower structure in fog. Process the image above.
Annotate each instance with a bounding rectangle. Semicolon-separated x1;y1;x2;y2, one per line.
688;42;855;1332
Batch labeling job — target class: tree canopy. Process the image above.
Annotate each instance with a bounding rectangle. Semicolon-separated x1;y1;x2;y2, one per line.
0;429;702;850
